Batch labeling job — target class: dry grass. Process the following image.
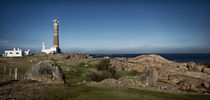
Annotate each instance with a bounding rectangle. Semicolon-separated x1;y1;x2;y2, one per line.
0;55;50;81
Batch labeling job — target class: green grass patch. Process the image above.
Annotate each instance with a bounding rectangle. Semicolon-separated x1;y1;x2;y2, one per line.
57;62;96;84
38;84;210;100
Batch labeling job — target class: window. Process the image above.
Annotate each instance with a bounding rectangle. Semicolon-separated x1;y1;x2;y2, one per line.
16;52;19;54
10;52;12;54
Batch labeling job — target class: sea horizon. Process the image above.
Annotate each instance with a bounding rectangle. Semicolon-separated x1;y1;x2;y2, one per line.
90;53;210;63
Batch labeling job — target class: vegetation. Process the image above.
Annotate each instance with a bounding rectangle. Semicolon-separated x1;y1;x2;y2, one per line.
0;55;49;81
116;70;143;78
86;59;118;82
38;84;210;100
0;55;210;100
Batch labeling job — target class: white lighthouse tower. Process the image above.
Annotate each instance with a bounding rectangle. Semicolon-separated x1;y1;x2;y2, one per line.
41;42;46;52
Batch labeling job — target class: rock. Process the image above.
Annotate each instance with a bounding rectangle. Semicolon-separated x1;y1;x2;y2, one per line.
178;63;189;72
95;54;210;94
25;60;66;84
90;78;118;87
158;68;170;80
62;55;70;59
48;53;92;60
111;54;180;73
167;72;210;93
202;82;209;89
115;57;127;61
203;68;210;75
117;68;158;87
130;54;170;63
104;56;110;59
207;89;210;93
140;68;158;87
194;65;205;72
118;76;142;87
110;60;133;71
187;62;196;71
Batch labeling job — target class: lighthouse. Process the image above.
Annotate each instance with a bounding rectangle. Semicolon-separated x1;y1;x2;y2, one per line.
41;18;61;54
53;18;61;53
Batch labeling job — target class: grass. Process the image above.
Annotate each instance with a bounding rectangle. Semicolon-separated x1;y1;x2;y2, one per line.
38;84;210;100
64;63;91;84
55;59;97;84
0;55;210;100
0;55;49;81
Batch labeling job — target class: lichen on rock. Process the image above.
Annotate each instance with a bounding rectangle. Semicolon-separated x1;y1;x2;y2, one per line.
25;60;66;84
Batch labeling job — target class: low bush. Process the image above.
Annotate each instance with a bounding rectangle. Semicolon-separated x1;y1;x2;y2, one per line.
85;69;101;82
86;59;118;82
96;59;111;71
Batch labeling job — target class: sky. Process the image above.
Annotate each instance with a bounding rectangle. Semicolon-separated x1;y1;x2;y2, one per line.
0;0;210;54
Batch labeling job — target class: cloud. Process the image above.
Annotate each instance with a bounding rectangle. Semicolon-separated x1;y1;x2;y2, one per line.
0;39;8;44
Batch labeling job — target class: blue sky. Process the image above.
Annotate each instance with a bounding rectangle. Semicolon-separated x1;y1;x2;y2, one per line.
0;0;210;54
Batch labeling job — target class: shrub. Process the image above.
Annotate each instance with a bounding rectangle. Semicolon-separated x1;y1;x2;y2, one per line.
85;69;101;82
86;59;118;82
96;59;111;71
100;71;112;80
86;70;113;82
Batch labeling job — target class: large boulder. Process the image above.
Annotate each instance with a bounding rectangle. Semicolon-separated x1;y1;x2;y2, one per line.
25;60;66;84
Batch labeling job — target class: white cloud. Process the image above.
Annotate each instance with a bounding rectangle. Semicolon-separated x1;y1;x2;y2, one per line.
0;39;8;44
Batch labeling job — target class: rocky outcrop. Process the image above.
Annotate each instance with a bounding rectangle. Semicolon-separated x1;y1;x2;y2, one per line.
166;72;210;93
90;68;176;91
117;68;158;87
186;62;196;71
25;60;66;84
141;68;158;86
108;54;210;93
203;68;210;75
50;53;92;60
194;64;205;72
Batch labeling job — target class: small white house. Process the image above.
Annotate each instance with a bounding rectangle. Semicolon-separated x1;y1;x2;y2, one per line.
24;49;30;56
41;42;57;54
3;48;30;57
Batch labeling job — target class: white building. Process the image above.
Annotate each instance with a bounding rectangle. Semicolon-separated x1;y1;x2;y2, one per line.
24;49;30;56
41;42;57;54
3;48;30;57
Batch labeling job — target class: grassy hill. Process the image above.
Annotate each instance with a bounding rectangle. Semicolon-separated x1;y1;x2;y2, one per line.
0;54;209;100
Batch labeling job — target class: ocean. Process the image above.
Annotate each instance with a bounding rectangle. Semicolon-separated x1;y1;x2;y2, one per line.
90;54;210;63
